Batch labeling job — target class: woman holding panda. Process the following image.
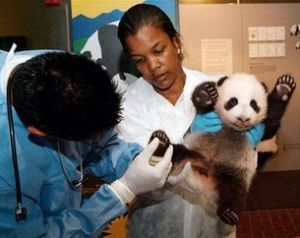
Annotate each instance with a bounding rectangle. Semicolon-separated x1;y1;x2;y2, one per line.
116;3;295;237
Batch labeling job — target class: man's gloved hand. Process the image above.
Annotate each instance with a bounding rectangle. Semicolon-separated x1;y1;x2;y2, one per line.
167;161;192;185
246;123;265;148
190;111;223;133
110;138;173;204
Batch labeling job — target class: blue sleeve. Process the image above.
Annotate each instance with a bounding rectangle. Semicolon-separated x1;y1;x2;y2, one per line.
246;123;265;148
83;129;142;183
44;130;141;237
190;112;265;148
45;185;126;237
190;112;222;133
0;50;8;69
0;183;127;238
0;129;141;238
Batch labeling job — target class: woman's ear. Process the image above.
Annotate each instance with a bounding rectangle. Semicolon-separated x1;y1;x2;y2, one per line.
27;126;46;137
172;34;183;60
172;33;181;50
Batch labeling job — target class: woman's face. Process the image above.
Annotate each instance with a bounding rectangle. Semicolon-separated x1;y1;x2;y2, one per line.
124;25;183;91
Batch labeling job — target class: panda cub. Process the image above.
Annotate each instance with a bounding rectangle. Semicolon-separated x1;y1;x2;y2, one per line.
149;73;295;227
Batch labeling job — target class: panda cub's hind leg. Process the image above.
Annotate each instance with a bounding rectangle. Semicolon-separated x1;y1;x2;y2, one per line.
149;130;203;162
215;170;248;226
219;208;239;226
149;130;170;165
149;130;170;156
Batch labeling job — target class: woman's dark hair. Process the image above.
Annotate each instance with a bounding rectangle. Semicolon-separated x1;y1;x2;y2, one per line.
12;52;122;140
118;4;179;50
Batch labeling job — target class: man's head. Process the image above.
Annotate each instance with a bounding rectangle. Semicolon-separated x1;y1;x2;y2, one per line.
11;52;122;140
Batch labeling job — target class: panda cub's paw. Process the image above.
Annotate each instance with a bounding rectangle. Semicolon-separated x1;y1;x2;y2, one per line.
149;130;170;158
192;82;218;113
275;74;296;102
220;208;239;225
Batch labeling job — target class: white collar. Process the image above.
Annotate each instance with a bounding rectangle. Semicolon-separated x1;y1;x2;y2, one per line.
0;44;32;96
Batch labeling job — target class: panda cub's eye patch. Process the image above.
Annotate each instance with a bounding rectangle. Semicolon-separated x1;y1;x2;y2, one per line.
250;99;260;113
224;97;238;110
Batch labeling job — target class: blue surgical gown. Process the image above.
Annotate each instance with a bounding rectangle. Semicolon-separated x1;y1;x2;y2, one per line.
0;50;142;237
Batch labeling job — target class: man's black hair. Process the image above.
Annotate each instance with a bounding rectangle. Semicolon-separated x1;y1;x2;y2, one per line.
12;52;122;140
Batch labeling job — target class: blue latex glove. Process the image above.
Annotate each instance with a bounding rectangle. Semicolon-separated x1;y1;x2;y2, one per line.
190;111;223;133
190;111;265;148
246;123;265;148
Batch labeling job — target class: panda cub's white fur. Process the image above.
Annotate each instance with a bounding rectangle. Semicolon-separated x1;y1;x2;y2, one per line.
215;73;267;131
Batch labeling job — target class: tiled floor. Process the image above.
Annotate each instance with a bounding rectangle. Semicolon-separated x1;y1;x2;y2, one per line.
236;208;300;238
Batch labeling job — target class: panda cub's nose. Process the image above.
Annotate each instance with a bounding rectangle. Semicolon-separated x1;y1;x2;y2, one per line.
237;117;250;123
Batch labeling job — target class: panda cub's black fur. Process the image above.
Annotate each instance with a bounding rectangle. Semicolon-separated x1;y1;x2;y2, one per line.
148;73;296;228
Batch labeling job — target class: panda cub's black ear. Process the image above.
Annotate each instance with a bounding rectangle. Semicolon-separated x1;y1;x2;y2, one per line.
261;82;268;93
217;76;228;87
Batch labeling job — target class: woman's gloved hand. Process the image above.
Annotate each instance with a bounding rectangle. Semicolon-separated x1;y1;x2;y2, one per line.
190;111;265;148
167;161;192;185
246;123;265;148
190;111;223;133
110;138;173;204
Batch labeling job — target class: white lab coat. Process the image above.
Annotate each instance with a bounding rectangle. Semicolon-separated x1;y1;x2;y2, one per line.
117;68;215;147
117;68;232;238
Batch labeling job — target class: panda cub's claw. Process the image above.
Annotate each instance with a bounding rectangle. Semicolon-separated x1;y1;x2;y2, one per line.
149;130;170;158
275;74;296;102
220;208;239;225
